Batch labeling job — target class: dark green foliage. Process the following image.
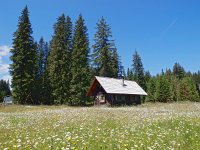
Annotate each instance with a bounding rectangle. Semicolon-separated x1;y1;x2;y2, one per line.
112;48;119;78
10;6;37;104
0;80;11;102
170;76;179;101
147;69;200;103
35;38;52;104
146;77;156;102
155;75;172;102
37;38;49;77
178;77;199;101
0;91;6;102
165;68;172;77
144;70;151;91
173;62;185;79
92;17;118;77
192;71;200;94
192;71;200;83
132;51;145;89
47;14;72;104
70;15;90;105
126;68;134;80
144;71;151;83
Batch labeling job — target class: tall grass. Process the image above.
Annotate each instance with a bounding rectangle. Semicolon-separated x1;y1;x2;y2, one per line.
0;102;200;149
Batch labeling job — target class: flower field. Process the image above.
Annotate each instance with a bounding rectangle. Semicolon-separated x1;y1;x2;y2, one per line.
0;102;200;150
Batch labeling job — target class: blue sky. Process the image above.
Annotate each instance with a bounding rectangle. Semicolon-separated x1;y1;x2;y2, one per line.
0;0;200;81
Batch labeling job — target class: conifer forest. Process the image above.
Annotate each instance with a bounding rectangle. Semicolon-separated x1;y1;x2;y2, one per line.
5;6;200;105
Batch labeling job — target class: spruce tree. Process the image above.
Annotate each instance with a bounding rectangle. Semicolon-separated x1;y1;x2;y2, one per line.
146;77;156;102
92;17;118;77
35;37;52;104
155;75;172;102
178;77;199;101
112;48;119;78
37;38;49;77
170;75;179;101
47;14;72;104
127;68;133;80
192;71;200;95
132;51;145;89
0;79;11;102
172;62;185;79
10;6;37;104
70;15;90;105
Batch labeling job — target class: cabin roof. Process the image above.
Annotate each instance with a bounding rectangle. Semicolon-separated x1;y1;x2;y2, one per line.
87;76;147;96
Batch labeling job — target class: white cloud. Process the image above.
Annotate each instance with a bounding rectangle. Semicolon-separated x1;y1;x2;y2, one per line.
0;45;11;63
1;74;12;82
0;45;11;56
0;64;9;75
0;45;11;82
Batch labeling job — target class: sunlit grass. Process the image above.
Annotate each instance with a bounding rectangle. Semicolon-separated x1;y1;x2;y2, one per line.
0;102;200;149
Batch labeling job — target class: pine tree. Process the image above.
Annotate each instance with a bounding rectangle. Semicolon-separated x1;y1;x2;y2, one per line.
92;17;118;77
132;51;145;89
178;77;199;101
70;15;90;105
127;68;133;80
144;71;151;91
35;37;52;104
146;77;156;102
155;75;172;102
112;48;119;78
10;6;37;104
172;62;185;79
37;38;49;77
47;14;72;104
170;75;179;101
144;71;151;82
0;80;11;101
192;71;200;95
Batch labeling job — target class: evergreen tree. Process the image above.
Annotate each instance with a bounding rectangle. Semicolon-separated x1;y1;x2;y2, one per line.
165;68;172;77
47;14;72;104
144;70;151;91
37;38;49;77
192;71;200;95
170;75;179;101
132;51;145;89
112;48;119;78
178;77;199;101
144;71;151;83
71;15;90;105
10;6;37;104
172;62;185;79
155;75;172;102
35;37;52;104
92;17;118;77
146;77;156;102
0;80;11;102
127;68;133;80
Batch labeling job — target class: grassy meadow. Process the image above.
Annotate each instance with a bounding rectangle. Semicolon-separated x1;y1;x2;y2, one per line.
0;102;200;150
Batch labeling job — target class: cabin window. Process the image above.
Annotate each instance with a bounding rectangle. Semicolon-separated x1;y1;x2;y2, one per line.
116;95;125;102
101;95;104;100
97;94;105;103
130;95;140;102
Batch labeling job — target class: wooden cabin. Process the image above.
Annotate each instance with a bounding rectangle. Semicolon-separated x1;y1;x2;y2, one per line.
87;76;147;106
